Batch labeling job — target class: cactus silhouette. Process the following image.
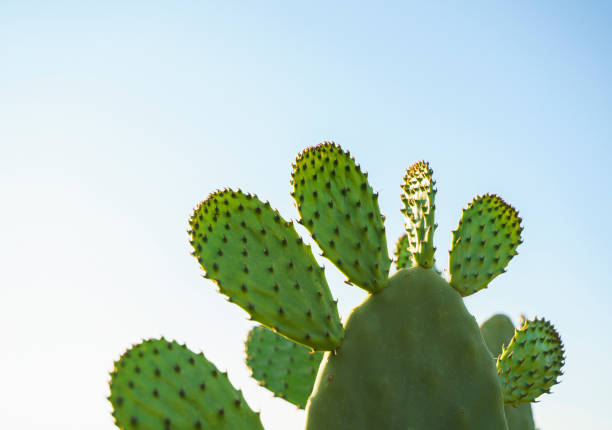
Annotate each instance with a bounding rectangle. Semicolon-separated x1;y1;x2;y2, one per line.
108;142;564;429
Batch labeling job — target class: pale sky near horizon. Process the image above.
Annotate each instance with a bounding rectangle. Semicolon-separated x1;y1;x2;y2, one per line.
1;2;611;429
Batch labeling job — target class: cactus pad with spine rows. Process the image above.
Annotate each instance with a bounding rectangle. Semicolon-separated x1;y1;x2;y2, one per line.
393;233;413;270
189;189;343;351
449;194;523;296
291;142;390;293
109;339;263;430
497;317;565;405
245;325;323;409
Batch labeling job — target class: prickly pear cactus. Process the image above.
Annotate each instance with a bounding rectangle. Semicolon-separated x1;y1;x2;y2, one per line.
481;314;537;430
107;141;565;430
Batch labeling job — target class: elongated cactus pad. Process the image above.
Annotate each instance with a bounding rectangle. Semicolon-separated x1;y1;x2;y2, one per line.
291;142;390;293
401;161;437;268
497;318;565;405
189;189;343;351
306;267;508;430
245;325;323;409
109;339;264;430
481;314;536;430
449;194;523;296
393;234;413;270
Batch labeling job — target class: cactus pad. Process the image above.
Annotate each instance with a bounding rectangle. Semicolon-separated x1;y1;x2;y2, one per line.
393;233;413;270
449;194;523;296
189;189;343;350
305;267;508;430
291;142;390;293
401;161;437;268
497;318;565;405
245;325;323;409
109;339;264;430
481;314;536;430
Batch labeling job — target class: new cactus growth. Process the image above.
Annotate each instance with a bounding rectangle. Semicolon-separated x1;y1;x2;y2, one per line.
108;141;565;429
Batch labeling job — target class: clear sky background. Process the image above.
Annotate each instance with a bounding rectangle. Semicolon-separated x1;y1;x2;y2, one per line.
1;1;611;429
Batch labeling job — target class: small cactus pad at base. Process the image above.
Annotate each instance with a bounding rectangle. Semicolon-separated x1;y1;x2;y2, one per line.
481;314;536;430
449;194;523;296
245;325;323;409
291;142;390;293
393;234;413;270
497;318;565;405
189;189;343;351
305;267;508;430
109;339;264;430
401;161;437;268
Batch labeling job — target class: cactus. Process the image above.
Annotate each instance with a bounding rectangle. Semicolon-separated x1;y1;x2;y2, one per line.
108;142;565;429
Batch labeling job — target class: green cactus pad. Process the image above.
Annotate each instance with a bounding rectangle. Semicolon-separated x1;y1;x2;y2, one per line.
305;267;508;430
497;318;565;406
481;314;536;430
189;189;343;351
393;234;413;270
291;142;390;293
245;325;323;409
109;339;264;430
448;194;523;296
401;161;437;268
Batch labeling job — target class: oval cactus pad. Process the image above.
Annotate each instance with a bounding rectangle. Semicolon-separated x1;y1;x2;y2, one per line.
109;339;264;430
449;194;523;296
246;325;323;409
497;318;565;405
291;142;390;293
189;189;343;350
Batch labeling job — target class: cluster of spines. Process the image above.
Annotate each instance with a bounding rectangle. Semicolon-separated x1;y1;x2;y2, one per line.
291;142;390;293
108;338;263;430
401;161;437;268
448;194;523;296
245;325;323;409
497;318;565;405
189;188;343;351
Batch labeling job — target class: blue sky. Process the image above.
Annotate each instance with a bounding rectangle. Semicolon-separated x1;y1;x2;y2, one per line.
1;1;611;429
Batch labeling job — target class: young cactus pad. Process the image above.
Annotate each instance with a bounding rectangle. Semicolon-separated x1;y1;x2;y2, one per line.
401;161;437;268
245;325;323;409
481;314;536;430
189;189;343;351
393;233;413;270
497;318;565;406
108;339;263;430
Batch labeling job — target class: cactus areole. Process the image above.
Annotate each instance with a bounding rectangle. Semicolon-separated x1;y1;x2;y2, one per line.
108;142;565;430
